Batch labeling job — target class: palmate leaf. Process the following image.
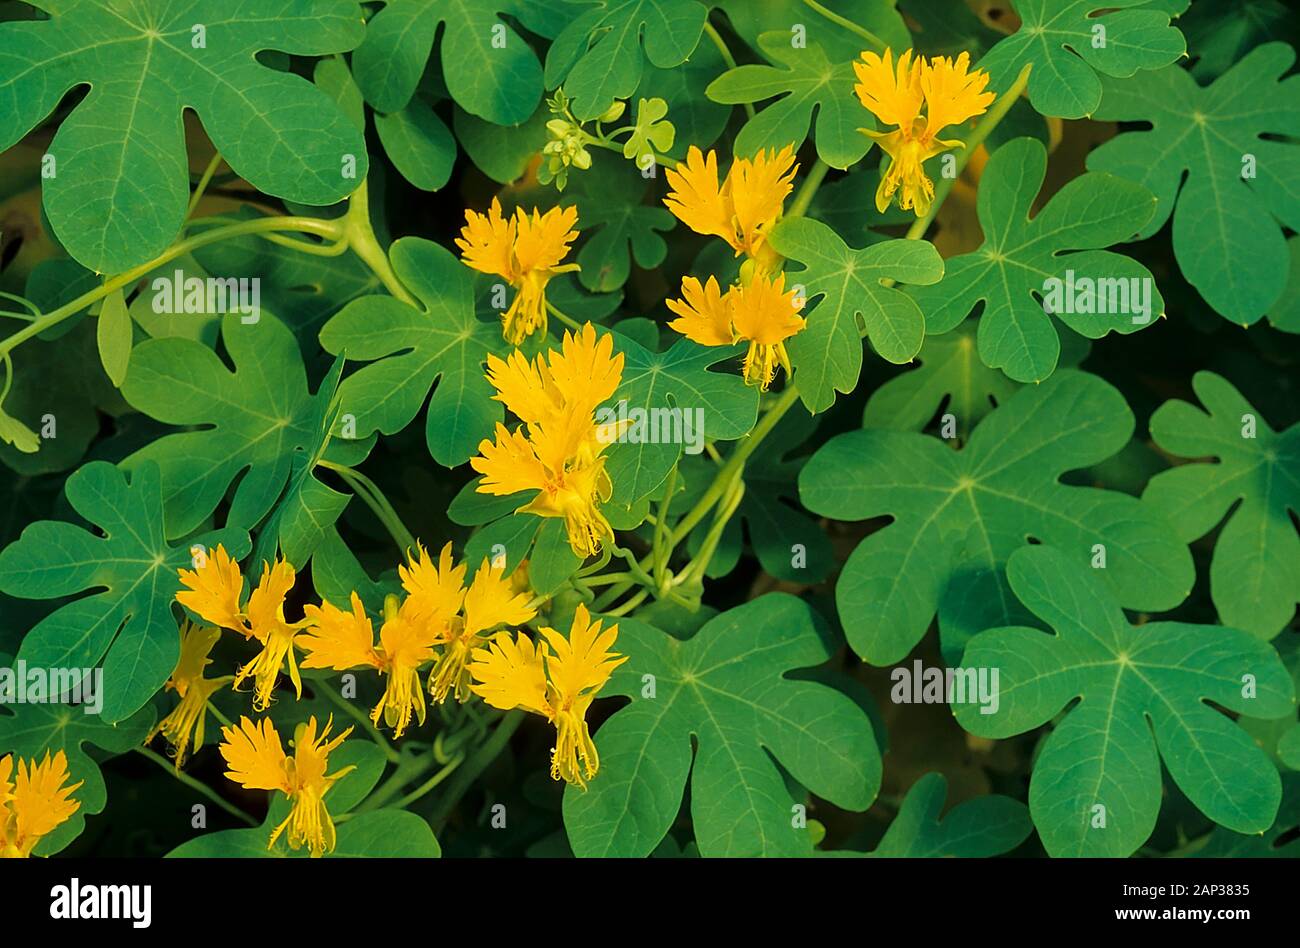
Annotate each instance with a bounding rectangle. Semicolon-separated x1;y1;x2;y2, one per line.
0;461;248;722
562;594;881;857
121;313;342;539
955;544;1295;857
319;237;503;469
768;216;944;414
799;370;1194;665
167;741;441;857
569;156;675;293
1142;372;1300;639
544;0;709;121
1087;43;1300;325
705;32;869;170
603;331;759;506
908;137;1163;384
0;697;154;854
0;0;368;273
832;772;1032;857
1178;0;1298;81
976;0;1186;119
353;0;545;124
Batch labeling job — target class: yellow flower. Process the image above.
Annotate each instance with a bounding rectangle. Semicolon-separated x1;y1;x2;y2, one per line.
853;48;994;217
666;272;805;390
455;197;580;345
666;275;734;346
177;543;244;630
234;560;311;711
300;593;439;738
471;323;625;558
148;621;232;769
0;750;83;858
398;541;467;631
664;145;798;270
427;558;537;704
219;715;354;858
177;548;311;711
469;603;627;789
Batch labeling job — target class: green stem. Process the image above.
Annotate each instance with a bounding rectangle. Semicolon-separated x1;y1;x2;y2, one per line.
703;20;756;120
341;179;417;307
134;747;258;826
205;700;234;730
0;215;344;359
315;677;401;764
428;710;524;831
355;749;434;813
604;588;649;617
319;460;417;555
546;300;582;332
388;752;466;810
186;152;224;219
677;469;745;587
788;159;830;220
801;0;887;51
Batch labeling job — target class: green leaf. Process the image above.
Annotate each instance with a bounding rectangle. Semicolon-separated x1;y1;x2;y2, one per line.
1178;0;1298;81
1195;776;1300;858
96;287;133;387
604;333;759;505
955;544;1295;857
121;313;340;538
705;32;868;170
621;96;675;164
1087;43;1300;324
375;101;457;192
769;216;944;413
908;137;1162;384
319;237;504;468
277;467;351;568
544;0;709;121
562;594;881;856
353;0;543;124
0;461;248;722
976;0;1186;119
0;0;368;272
1143;372;1300;639
570;156;675;292
799;370;1195;665
840;772;1032;857
0;699;154;854
862;321;1088;436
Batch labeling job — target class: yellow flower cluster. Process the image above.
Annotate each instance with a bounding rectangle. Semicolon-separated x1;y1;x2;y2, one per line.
471;322;625;559
662;145;806;391
853;48;995;217
169;535;627;854
0;750;82;858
